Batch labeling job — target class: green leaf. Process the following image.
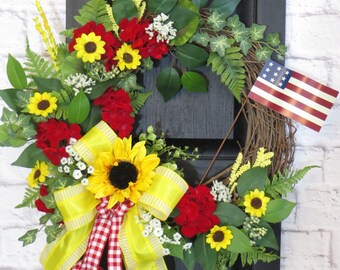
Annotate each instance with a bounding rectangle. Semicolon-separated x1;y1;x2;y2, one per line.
214;202;247;226
256;47;274;61
240;39;252;55
192;0;208;8
194;234;217;270
89;79;116;99
80;104;102;133
190;32;210;47
156;67;181;102
256;221;279;250
12;143;49;168
116;73;143;92
45;224;63;243
32;77;63;93
7;54;27;90
232;26;249;43
176;44;209;68
9;137;26;147
170;0;200;46
147;0;177;13
129;91;152;116
1;107;17;124
40;193;56;209
227;226;253;253
15;186;41;208
209;0;241;17
68;91;90;124
250;24;267;41
49;177;74;191
165;242;184;260
237;167;268;197
266;33;281;47
262;199;296;224
60;54;85;83
207;11;228;31
182;248;197;270
40;213;51;225
18;229;38;246
50;209;63;224
226;15;242;29
0;125;10;145
111;0;138;25
210;36;233;57
0;89;20;112
181;71;208;93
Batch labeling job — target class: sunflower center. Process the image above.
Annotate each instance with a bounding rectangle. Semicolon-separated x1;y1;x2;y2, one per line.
37;100;50;110
109;161;138;189
85;41;97;53
251;198;262;209
213;231;225;242
34;169;41;180
123;53;133;63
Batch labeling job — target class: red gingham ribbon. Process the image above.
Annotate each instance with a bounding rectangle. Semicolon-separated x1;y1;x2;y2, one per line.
72;198;133;270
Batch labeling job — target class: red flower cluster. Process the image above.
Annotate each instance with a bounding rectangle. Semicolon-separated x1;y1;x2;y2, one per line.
35;185;54;213
35;119;82;165
174;185;219;238
94;88;134;138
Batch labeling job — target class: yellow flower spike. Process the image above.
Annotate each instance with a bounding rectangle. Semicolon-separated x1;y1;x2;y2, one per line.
206;225;233;252
243;189;270;217
34;0;59;70
133;0;146;19
253;147;274;168
106;4;119;35
26;161;50;187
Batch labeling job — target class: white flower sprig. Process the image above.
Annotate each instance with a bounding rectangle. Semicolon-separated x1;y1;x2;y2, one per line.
210;180;232;202
145;13;177;43
64;73;96;95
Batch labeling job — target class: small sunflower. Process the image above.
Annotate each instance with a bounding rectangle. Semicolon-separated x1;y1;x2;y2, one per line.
113;43;142;71
74;32;106;63
26;161;50;187
87;136;160;209
243;189;270;217
206;225;233;252
27;92;57;117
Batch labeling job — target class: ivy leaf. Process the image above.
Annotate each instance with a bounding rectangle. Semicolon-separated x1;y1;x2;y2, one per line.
237;167;268;196
1;107;17;124
262;199;296;224
256;46;273;61
210;36;233;57
214;202;247;226
227;226;253;253
12;143;49;168
50;209;63;224
142;57;153;70
266;33;281;47
194;234;217;270
49;177;74;191
156;67;181;102
226;15;242;30
233;26;249;43
207;11;228;32
18;229;38;246
40;213;51;225
147;0;177;13
209;0;241;17
190;32;210;47
41;193;56;209
111;0;138;25
176;43;209;68
250;24;267;41
7;54;27;90
181;71;208;93
0;126;10;145
116;73;143;91
45;224;63;243
240;39;252;55
68;91;90;124
16;91;32;109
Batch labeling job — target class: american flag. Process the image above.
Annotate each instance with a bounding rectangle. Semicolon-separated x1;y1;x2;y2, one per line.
248;60;339;132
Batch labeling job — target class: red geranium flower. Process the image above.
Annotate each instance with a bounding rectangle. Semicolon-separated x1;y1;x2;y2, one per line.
35;185;54;213
35;119;82;165
94;88;135;138
174;185;220;238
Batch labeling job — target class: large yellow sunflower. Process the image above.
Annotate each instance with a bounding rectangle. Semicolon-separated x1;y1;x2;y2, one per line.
87;136;160;209
243;189;270;217
206;225;233;252
74;32;106;63
113;43;141;71
27;92;57;117
26;161;50;187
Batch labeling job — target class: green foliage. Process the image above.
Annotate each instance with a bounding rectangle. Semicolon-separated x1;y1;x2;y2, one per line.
74;0;112;30
88;78;117;99
208;0;241;17
147;0;177;14
52;89;71;120
115;73;143;92
209;36;234;57
0;89;20;112
68;91;90;124
239;248;280;267
207;48;246;102
12;143;49;168
237;167;268;197
190;32;210;47
194;234;217;270
15;186;41;208
181;71;208;93
45;224;64;243
214;202;247;226
18;229;39;247
7;54;27;90
262;199;296;224
33;77;63;93
24;44;55;79
156;67;181;102
227;226;253;253
111;0;138;25
266;166;317;199
129;91;153;116
176;43;209;68
207;11;228;32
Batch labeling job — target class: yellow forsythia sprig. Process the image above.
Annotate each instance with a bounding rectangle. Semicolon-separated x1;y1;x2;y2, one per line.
34;0;59;71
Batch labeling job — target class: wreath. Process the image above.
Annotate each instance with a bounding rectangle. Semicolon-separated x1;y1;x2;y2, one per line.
0;0;314;269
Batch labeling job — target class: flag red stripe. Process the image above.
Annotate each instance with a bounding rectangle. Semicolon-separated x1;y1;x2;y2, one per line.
285;82;334;109
254;80;328;120
248;91;321;132
292;71;339;97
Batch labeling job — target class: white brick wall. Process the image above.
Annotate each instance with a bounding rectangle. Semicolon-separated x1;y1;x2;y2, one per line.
0;0;339;269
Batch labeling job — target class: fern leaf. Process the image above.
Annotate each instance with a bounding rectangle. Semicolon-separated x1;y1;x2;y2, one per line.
16;186;40;208
24;44;55;79
74;0;112;30
240;249;280;266
207;47;246;102
266;166;317;199
129;91;152;116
